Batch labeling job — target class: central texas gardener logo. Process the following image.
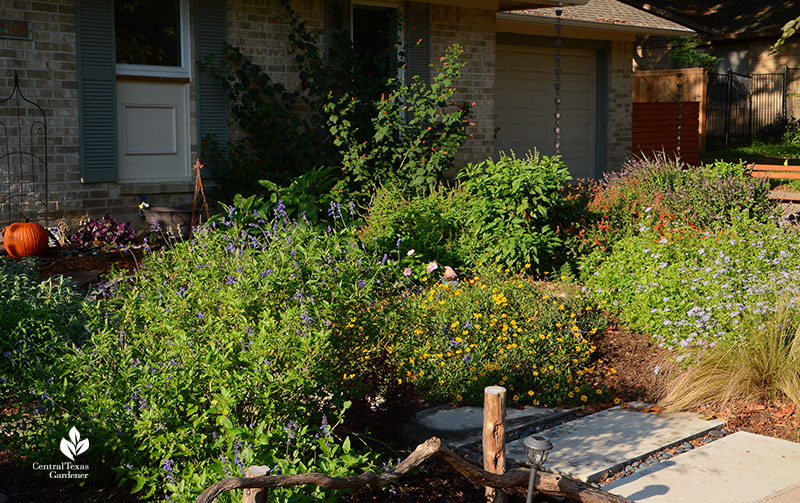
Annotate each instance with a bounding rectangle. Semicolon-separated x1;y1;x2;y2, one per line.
60;426;89;461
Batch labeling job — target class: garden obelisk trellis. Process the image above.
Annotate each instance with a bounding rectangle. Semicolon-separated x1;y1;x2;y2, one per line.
0;71;49;228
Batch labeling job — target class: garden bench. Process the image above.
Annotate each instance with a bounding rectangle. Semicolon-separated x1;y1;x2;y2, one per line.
748;163;800;201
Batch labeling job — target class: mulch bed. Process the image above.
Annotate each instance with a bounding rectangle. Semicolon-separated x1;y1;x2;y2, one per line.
2;250;798;501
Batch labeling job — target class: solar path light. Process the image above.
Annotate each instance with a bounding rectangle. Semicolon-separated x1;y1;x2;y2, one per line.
524;435;553;503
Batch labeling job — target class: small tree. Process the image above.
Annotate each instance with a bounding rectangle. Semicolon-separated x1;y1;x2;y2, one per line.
670;36;719;72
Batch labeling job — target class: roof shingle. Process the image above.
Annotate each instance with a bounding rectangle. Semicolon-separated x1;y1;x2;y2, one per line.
509;0;692;34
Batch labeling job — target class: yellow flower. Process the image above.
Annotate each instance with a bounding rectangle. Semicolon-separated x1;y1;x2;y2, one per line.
527;390;534;396
456;394;463;402
613;397;621;404
513;394;520;401
596;389;603;395
580;395;588;402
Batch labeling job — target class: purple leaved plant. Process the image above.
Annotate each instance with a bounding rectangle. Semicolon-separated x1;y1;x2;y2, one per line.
70;214;136;246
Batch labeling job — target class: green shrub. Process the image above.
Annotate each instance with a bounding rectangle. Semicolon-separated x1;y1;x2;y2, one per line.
0;258;85;403
326;44;471;197
385;265;609;406
360;184;471;269
4;213;420;502
459;151;571;272
783;117;800;147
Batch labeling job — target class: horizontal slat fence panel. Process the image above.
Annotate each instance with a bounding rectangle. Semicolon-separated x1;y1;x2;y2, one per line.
633;101;700;166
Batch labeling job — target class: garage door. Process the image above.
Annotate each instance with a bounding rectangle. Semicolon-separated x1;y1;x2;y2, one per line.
496;44;596;179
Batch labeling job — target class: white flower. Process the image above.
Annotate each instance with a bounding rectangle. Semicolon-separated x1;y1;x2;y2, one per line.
407;249;415;256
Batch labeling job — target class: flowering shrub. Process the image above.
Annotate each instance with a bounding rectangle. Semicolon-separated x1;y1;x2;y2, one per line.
386;265;609;406
582;215;800;354
6;208;422;502
586;155;772;252
69;214;136;246
459;151;572;272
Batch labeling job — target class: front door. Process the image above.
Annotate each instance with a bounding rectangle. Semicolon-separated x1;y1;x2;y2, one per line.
114;0;191;183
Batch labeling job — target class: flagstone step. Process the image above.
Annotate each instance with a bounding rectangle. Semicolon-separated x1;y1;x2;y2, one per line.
403;404;575;448
505;405;726;483
605;432;800;503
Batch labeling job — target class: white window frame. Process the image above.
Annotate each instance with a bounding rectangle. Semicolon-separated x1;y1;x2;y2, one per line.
115;0;192;79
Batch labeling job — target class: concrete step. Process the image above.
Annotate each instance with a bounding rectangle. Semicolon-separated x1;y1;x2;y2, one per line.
605;432;800;503
403;404;572;448
506;405;725;483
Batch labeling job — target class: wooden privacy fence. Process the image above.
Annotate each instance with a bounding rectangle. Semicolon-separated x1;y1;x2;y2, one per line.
632;102;700;166
633;67;707;151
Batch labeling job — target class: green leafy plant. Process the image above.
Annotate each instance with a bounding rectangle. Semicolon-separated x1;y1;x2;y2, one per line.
0;258;85;403
4;212;422;502
325;44;472;197
458;150;571;272
670;36;719;72
581;215;800;352
360;183;471;269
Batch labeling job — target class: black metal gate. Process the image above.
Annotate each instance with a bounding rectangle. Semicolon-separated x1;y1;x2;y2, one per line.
706;67;796;149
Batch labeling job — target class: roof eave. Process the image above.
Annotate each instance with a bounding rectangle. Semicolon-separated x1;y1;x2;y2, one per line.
498;0;589;10
497;11;695;37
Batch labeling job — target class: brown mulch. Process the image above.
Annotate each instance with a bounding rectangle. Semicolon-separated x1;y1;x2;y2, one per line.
34;247;145;289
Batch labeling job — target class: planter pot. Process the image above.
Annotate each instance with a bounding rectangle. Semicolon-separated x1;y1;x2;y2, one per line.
141;206;193;239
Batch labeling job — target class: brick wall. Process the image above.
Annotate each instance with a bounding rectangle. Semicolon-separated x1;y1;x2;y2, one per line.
227;0;323;92
429;4;495;167
607;40;633;172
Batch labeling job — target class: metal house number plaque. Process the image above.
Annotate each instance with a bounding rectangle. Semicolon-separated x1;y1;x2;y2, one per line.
0;19;31;40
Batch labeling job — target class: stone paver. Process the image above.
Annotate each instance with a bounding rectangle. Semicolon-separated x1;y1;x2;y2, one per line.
754;482;800;503
404;405;568;448
506;406;725;482
605;432;800;503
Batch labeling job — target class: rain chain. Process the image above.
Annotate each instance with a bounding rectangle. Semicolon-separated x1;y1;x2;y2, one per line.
676;70;683;157
554;2;563;156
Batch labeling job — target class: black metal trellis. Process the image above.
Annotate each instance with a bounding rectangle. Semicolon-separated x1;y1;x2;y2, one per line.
0;70;49;228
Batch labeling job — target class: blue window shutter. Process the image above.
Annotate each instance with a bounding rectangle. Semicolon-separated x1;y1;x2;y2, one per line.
75;0;117;183
196;0;228;160
405;2;430;87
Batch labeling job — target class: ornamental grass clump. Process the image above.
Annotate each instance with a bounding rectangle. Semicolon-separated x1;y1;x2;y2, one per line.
384;265;609;406
660;300;800;411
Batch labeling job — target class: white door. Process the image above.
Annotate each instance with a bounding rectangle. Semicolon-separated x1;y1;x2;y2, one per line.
496;44;597;179
116;81;190;183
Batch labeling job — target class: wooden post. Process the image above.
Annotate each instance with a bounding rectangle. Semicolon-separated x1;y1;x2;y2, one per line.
483;386;507;503
243;466;269;503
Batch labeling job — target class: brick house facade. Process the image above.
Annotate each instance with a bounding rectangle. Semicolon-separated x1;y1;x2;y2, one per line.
1;0;686;229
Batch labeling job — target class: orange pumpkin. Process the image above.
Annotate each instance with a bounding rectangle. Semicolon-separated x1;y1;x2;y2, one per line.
4;222;49;258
